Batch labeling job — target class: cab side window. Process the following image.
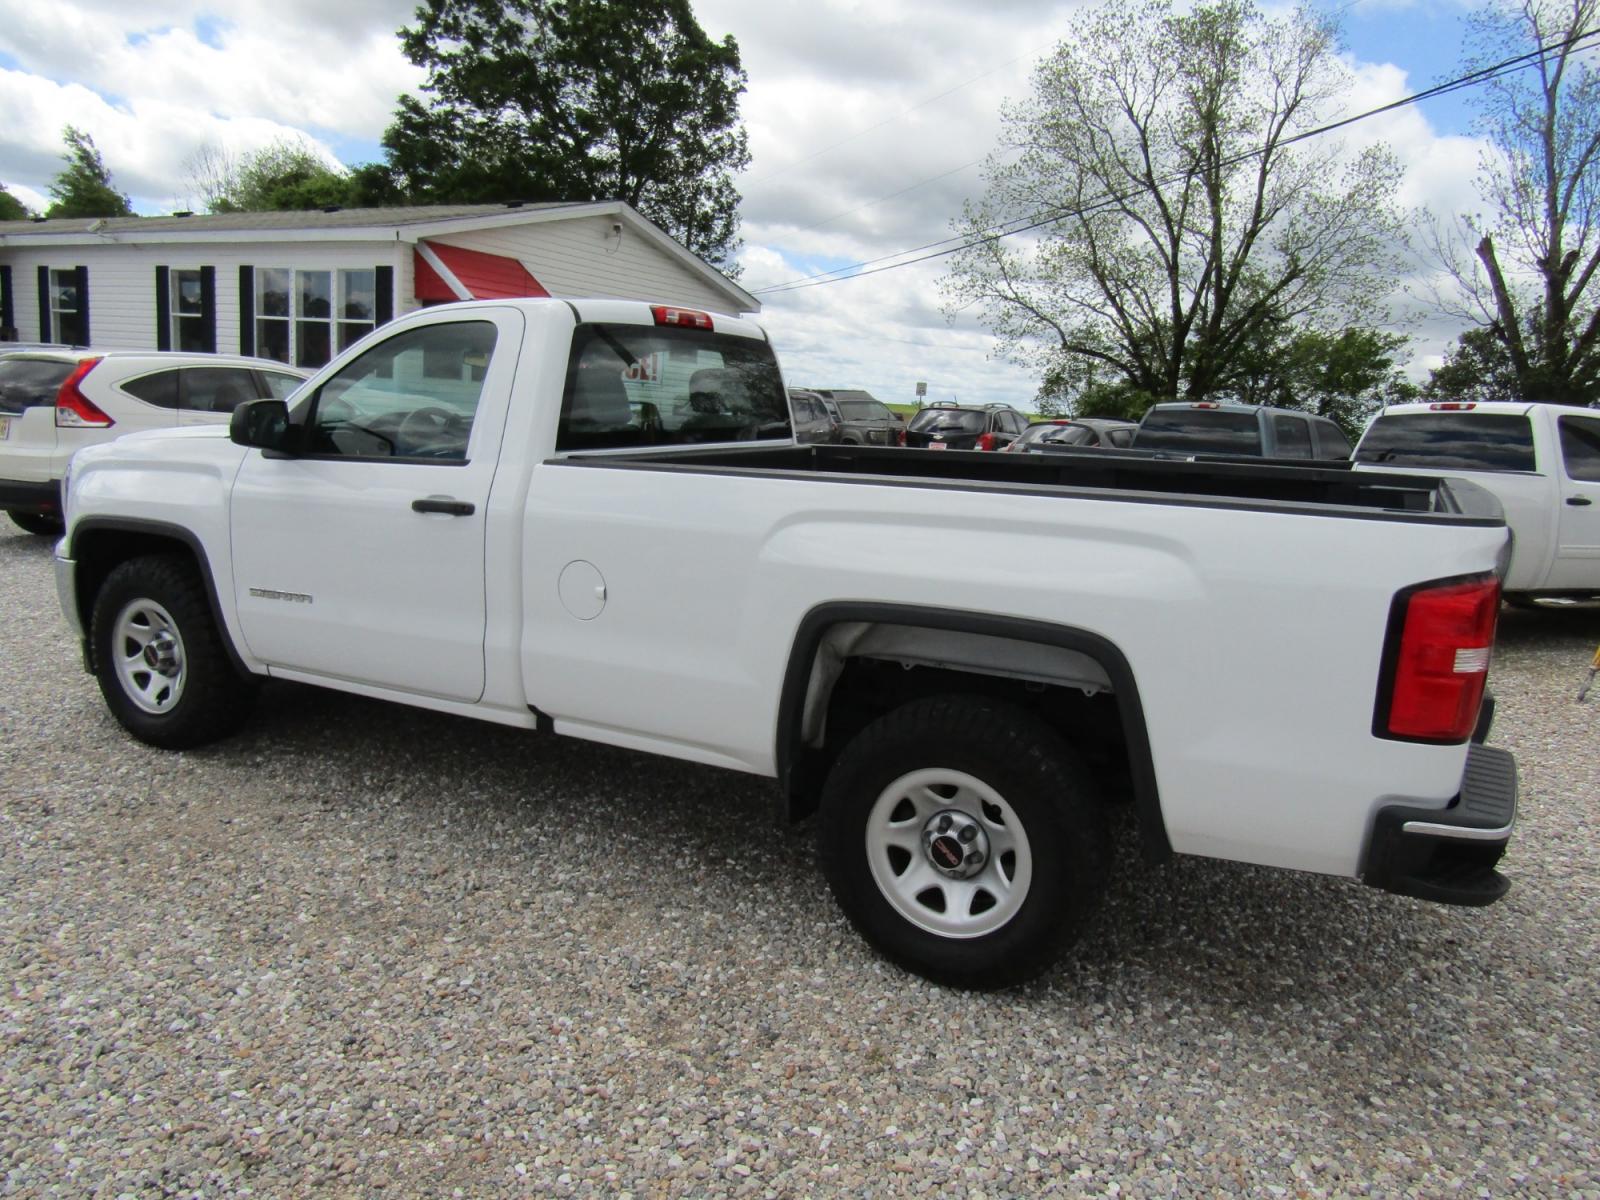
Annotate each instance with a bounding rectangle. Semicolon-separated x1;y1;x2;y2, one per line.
1560;416;1600;482
1273;415;1313;458
302;321;497;461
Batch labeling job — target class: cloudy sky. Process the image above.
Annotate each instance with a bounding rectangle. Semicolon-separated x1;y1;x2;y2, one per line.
0;0;1508;407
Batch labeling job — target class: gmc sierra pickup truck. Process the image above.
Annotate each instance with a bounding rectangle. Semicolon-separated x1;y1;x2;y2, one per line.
55;299;1520;987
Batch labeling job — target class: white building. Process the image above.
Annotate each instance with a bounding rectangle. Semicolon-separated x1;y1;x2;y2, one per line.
0;201;757;369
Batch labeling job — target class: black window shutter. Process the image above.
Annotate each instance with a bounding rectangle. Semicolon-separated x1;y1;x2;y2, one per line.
374;265;394;325
154;266;171;351
37;265;50;341
238;265;255;357
199;266;216;353
74;265;89;345
0;264;13;336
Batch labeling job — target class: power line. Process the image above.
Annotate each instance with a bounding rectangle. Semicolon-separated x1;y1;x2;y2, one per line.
751;27;1600;297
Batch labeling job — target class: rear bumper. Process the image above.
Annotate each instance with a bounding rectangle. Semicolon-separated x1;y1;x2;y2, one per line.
0;477;61;516
1361;742;1518;906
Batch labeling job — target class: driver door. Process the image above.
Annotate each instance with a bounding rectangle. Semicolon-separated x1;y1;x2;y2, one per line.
229;307;524;701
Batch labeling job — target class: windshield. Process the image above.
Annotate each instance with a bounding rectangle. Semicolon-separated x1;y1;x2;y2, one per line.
0;359;75;414
838;399;891;421
909;408;985;434
1354;413;1536;472
1135;409;1261;454
557;324;789;451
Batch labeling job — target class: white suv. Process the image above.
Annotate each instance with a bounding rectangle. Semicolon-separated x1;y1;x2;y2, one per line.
0;350;307;534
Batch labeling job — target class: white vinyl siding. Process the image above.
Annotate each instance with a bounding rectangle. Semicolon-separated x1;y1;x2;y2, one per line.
0;242;406;355
433;216;738;313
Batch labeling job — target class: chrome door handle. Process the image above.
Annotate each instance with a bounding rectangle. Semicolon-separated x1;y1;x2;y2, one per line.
412;497;475;516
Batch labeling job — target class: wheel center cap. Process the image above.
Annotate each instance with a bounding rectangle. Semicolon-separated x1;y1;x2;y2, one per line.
144;633;179;674
921;809;990;880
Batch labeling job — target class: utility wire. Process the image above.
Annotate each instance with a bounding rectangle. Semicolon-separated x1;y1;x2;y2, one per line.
751;27;1600;297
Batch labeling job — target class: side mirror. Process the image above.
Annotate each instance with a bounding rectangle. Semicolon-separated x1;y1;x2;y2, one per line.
230;398;295;452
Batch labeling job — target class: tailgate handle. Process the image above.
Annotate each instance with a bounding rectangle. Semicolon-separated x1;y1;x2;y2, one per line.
412;497;475;516
1567;496;1592;507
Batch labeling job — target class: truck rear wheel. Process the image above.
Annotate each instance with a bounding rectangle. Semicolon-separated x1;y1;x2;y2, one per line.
90;554;257;749
817;695;1109;988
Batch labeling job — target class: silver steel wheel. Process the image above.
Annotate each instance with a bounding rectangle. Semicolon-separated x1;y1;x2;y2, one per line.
110;597;187;715
864;767;1033;939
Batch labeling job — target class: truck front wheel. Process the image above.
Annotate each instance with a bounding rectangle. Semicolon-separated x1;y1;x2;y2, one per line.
817;695;1109;988
90;554;257;749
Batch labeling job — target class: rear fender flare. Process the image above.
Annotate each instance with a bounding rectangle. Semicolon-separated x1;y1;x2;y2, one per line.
774;601;1170;861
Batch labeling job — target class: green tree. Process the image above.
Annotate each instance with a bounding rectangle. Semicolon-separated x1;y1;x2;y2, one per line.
44;127;133;219
0;185;28;220
1230;326;1415;437
187;139;357;213
1428;0;1599;405
943;0;1407;405
1424;326;1524;401
381;0;750;271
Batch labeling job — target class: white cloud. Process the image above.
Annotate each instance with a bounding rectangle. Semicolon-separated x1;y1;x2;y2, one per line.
0;0;1501;395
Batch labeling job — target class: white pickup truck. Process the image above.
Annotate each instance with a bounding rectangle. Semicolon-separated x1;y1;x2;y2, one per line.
1355;400;1600;601
54;298;1520;987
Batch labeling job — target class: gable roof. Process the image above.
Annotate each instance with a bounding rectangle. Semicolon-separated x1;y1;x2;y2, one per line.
0;200;757;312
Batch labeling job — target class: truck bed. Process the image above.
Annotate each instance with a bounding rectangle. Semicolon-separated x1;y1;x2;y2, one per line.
561;443;1504;524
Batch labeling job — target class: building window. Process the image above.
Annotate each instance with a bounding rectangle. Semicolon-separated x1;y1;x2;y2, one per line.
255;268;377;369
171;269;208;352
50;269;83;345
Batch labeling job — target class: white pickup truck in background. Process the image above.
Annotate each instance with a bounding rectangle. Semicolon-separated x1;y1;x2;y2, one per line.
1355;400;1600;601
54;298;1520;987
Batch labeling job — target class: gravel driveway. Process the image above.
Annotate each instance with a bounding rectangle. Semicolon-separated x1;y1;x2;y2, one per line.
2;521;1597;1198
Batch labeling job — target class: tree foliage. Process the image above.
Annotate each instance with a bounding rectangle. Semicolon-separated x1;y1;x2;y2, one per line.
45;127;133;219
1424;326;1524;401
1429;0;1600;405
943;0;1408;406
1229;326;1416;436
380;0;750;270
0;185;28;221
186;139;356;213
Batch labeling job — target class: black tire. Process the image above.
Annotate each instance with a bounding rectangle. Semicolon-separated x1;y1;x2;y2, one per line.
8;511;63;536
90;554;257;749
818;695;1109;989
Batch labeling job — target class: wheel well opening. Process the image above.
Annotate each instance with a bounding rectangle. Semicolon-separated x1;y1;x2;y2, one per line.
73;532;203;668
781;619;1161;858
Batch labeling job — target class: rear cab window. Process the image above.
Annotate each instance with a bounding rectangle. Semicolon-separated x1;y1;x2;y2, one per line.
1135;409;1263;455
556;324;789;451
1354;413;1537;472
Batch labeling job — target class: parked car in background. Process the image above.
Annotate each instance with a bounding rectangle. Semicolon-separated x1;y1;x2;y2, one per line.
809;389;904;446
1133;401;1353;461
905;402;1029;451
1354;400;1600;601
1006;418;1138;452
0;350;307;534
788;389;841;444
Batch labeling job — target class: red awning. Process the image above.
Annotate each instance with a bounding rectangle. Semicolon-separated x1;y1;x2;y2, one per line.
413;242;549;302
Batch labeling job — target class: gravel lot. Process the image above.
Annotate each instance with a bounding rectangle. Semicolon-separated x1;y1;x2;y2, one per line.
1;520;1597;1198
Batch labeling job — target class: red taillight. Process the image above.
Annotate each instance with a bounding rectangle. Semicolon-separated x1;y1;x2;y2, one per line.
976;432;998;451
651;305;714;330
1191;401;1220;409
896;427;906;446
55;358;112;428
1378;575;1500;742
1429;402;1475;411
